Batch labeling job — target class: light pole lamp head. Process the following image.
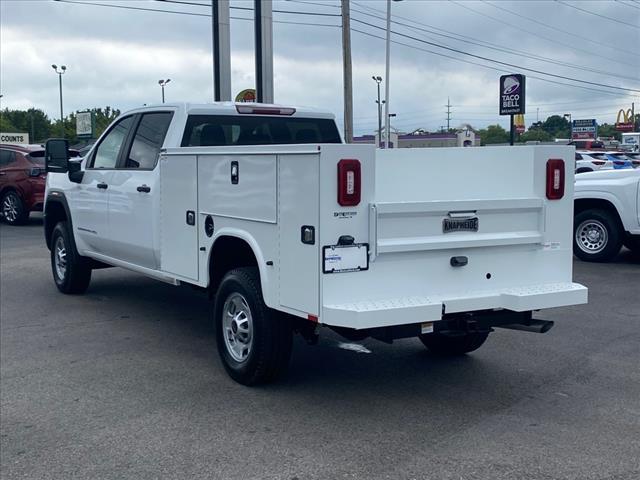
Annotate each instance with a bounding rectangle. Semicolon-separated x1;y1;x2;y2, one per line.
61;65;66;71
51;64;57;70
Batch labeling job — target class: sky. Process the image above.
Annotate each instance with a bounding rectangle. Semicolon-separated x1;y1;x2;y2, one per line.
1;0;639;136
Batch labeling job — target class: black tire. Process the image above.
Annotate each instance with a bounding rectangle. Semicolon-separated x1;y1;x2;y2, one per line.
419;331;489;356
50;221;92;294
214;267;292;385
573;209;622;262
1;190;29;225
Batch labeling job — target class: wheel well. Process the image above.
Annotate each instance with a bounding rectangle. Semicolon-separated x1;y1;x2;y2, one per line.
208;236;259;294
44;201;68;250
574;198;623;228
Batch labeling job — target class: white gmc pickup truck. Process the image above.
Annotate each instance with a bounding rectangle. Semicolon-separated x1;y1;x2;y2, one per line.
44;103;587;385
574;168;640;262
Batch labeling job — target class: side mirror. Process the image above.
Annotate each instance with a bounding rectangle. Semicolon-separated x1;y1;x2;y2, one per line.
45;139;70;173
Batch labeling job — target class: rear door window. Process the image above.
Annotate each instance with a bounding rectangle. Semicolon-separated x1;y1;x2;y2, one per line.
0;149;17;167
181;115;341;146
123;112;173;169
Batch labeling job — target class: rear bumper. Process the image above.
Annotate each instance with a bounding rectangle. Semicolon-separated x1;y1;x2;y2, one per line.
322;282;587;329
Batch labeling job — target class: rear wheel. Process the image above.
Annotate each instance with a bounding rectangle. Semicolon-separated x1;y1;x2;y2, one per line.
419;331;489;356
573;209;622;262
50;222;92;294
1;191;28;225
214;267;292;385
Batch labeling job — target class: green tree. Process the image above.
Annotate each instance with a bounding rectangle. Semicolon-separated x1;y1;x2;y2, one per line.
597;123;621;141
477;124;509;145
520;128;553;142
1;108;52;142
541;114;571;138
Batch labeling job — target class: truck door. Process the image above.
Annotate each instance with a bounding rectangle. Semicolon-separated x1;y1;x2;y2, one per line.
107;112;173;269
71;115;135;255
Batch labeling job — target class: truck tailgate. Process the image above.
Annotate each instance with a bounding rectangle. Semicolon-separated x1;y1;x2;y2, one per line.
319;145;587;328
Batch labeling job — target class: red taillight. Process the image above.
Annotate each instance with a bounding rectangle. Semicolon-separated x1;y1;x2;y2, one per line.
546;159;565;200
613;160;625;166
337;159;361;206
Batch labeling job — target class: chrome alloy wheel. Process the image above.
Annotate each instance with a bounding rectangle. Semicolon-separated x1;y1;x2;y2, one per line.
576;219;608;254
54;236;68;280
222;293;254;363
2;193;19;223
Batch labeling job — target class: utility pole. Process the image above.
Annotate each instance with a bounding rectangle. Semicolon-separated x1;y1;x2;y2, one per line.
341;0;353;143
212;0;232;101
384;0;392;148
254;0;274;103
445;96;452;131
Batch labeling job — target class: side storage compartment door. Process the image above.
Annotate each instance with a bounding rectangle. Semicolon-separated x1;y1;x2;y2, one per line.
278;154;320;316
159;154;199;280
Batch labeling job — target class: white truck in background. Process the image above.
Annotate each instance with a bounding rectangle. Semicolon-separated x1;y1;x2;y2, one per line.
44;103;587;385
574;169;640;262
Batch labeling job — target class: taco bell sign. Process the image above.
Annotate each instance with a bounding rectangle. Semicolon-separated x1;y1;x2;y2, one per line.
499;74;526;115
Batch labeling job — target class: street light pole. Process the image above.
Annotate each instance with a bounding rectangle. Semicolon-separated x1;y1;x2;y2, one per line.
158;79;171;103
372;76;383;147
51;64;66;138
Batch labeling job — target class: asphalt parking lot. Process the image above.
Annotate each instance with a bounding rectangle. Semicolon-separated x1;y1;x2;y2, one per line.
1;217;639;480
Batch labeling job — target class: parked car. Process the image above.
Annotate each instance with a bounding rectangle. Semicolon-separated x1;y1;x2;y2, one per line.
604;152;634;170
569;140;605;150
0;144;48;225
575;151;612;173
0;144;78;225
625;152;640;168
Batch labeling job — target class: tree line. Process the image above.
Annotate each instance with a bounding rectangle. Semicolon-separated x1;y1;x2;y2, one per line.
0;107;121;146
476;114;639;146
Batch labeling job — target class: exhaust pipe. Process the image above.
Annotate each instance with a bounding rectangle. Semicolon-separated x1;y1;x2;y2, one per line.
497;319;554;334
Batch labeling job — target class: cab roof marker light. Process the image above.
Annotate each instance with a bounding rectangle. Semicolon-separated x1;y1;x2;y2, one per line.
235;105;296;116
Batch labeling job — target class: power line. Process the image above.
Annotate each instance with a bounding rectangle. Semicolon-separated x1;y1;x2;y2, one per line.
349;2;638;82
350;26;635;98
449;0;632;68
156;0;342;17
615;0;640;10
54;0;340;26
556;0;640;29
480;0;640;58
350;17;640;93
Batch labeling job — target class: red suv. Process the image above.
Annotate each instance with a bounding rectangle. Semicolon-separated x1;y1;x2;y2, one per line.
0;144;48;225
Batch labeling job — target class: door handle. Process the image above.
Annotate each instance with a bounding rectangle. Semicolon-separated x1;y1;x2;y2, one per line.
97;182;108;189
136;185;151;193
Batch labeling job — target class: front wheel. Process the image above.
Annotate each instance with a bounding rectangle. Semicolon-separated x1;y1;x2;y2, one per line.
419;331;489;356
1;191;29;225
214;267;292;385
573;209;622;262
50;222;92;294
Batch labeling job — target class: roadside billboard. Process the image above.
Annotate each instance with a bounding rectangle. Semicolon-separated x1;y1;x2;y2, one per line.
571;119;597;140
615;109;634;132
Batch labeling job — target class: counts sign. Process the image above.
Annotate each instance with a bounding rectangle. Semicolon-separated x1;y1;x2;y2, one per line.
499;74;526;116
